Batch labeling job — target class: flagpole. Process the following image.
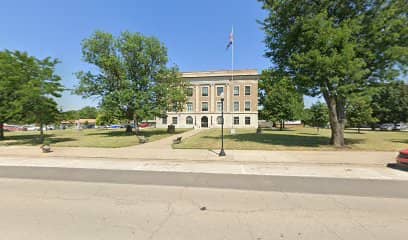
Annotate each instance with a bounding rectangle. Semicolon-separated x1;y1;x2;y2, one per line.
231;26;234;82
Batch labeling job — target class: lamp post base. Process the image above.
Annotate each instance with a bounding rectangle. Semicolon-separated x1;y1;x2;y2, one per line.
219;149;226;157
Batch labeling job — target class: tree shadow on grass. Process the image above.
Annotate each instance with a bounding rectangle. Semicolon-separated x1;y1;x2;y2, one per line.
86;129;174;138
202;133;364;148
392;139;408;144
1;134;76;146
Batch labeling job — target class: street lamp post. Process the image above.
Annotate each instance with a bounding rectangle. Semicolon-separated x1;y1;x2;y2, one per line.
219;93;226;156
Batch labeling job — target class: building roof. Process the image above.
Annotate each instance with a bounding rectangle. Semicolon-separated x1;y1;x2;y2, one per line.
75;119;97;124
181;69;259;78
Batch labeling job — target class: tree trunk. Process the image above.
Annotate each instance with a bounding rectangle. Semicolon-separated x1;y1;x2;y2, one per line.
324;94;345;147
0;122;4;140
317;127;320;134
133;115;140;135
40;123;44;142
283;120;285;129
279;120;283;131
358;127;361;134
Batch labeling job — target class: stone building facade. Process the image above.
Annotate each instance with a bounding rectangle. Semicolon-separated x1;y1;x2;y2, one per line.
155;69;259;128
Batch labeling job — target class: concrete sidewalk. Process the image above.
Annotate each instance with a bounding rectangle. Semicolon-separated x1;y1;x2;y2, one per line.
0;155;407;180
0;145;398;166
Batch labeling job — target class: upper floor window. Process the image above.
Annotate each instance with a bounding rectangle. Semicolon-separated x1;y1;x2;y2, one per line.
233;101;239;112
202;102;208;112
233;86;240;96
216;102;223;112
245;101;251;111
245;86;251;96
186;102;193;112
187;87;193;97
217;86;224;97
202;86;208;97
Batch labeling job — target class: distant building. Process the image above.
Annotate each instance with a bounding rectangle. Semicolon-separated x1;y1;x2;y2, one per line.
155;69;259;128
75;119;96;129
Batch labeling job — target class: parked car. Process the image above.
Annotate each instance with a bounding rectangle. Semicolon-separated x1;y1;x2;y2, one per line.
393;123;408;131
3;125;27;131
380;123;394;131
139;122;149;128
24;125;40;131
108;124;122;129
396;149;408;166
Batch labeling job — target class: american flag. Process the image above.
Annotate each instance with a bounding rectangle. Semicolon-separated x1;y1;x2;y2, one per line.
226;29;234;50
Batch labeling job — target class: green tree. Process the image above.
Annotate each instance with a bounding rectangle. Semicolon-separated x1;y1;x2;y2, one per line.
259;0;408;147
346;96;376;133
15;52;63;139
78;106;98;119
309;102;329;133
0;50;62;140
371;81;408;124
259;70;304;130
0;51;20;140
75;31;187;134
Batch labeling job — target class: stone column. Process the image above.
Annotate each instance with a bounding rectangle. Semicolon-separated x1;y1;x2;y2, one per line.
195;85;199;112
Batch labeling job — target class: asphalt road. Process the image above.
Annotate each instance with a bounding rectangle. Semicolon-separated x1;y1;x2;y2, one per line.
0;165;407;198
1;177;408;240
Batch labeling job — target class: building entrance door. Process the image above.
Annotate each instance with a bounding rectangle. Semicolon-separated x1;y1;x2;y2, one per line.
201;116;208;128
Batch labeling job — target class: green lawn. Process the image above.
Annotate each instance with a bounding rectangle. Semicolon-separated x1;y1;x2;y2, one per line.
175;127;408;151
0;128;190;148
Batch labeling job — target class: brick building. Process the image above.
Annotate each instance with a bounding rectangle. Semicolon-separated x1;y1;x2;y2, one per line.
155;69;259;128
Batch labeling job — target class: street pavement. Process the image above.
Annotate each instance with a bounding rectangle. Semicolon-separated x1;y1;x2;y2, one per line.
1;177;408;240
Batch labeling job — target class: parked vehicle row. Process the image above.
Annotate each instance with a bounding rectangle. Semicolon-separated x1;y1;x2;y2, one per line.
379;123;408;131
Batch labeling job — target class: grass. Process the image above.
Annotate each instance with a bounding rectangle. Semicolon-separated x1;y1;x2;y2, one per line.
175;127;408;151
0;128;190;148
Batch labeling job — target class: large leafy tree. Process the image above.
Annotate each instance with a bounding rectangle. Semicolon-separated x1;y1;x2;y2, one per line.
0;50;62;140
371;81;408;124
260;0;408;147
14;52;63;138
0;51;21;139
259;70;304;130
75;31;187;134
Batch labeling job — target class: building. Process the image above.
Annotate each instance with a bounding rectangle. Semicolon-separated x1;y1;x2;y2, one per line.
156;69;259;128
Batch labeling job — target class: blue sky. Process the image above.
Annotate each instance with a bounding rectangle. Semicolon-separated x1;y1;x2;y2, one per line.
0;0;318;110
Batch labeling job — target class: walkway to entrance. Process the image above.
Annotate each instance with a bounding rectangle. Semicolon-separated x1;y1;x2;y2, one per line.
201;116;208;128
127;128;203;150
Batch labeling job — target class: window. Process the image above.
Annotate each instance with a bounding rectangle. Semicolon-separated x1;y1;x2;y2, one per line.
202;102;208;112
245;101;251;111
233;101;239;112
217;86;224;96
187;87;193;97
186;116;193;125
172;103;178;112
217;102;223;112
162;117;167;124
245;86;251;96
217;116;223;124
202;86;208;96
187;102;193;112
233;86;240;96
234;117;240;125
172;117;178;124
245;117;251;125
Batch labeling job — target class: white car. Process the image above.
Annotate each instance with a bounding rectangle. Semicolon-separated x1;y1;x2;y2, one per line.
380;123;394;131
394;123;408;131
